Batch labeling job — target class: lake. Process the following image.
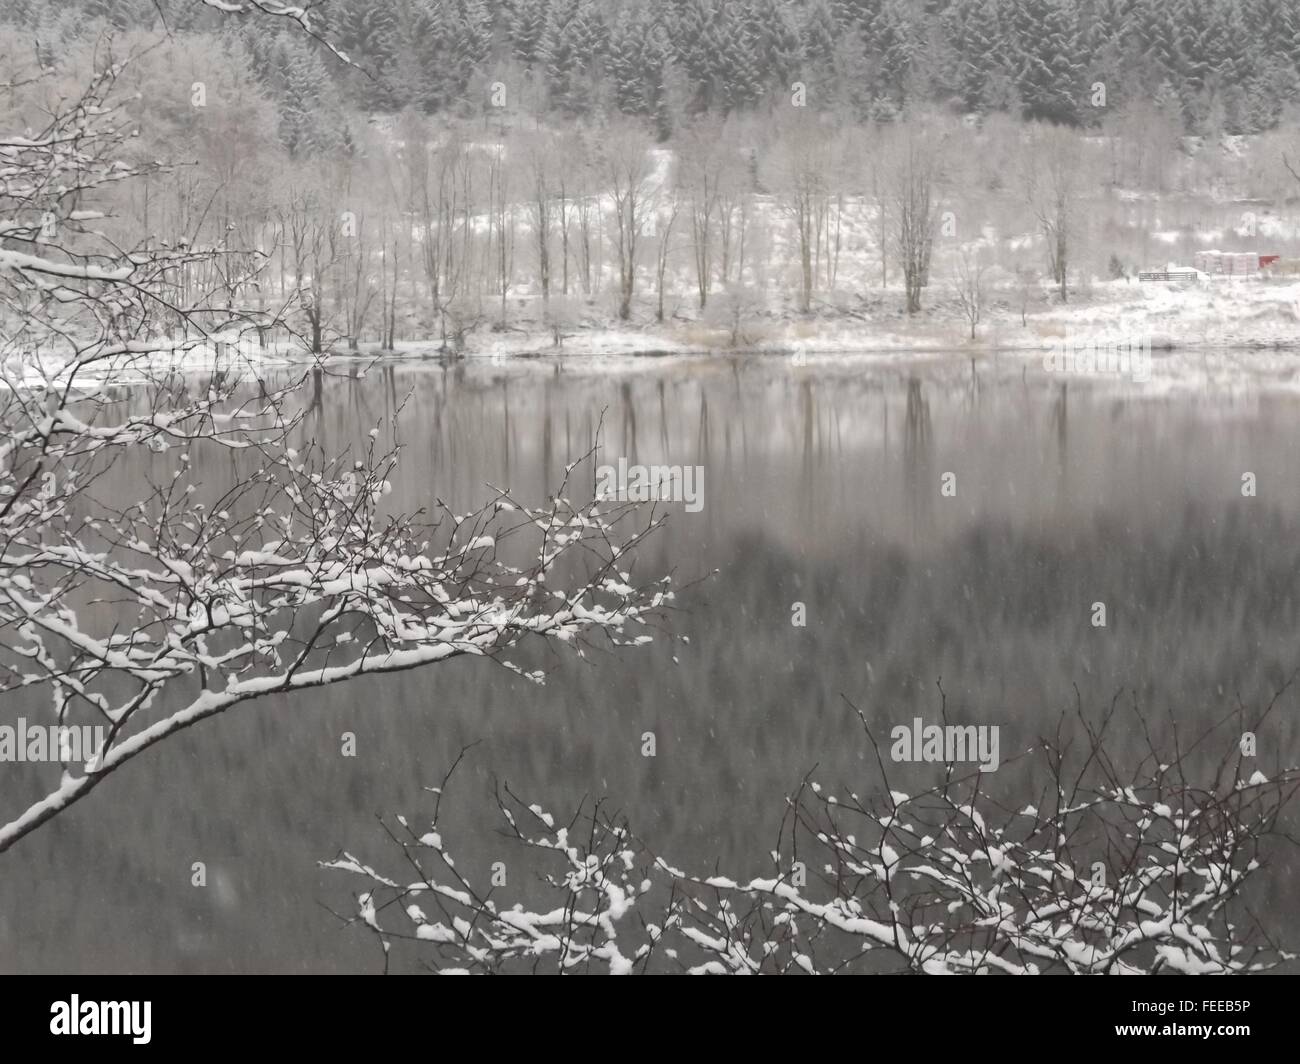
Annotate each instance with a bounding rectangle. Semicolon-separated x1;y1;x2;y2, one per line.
3;350;1300;971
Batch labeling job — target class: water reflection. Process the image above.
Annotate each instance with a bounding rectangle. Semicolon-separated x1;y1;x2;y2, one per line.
3;353;1300;972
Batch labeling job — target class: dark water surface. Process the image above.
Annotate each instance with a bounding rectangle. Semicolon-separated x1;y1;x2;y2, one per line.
4;351;1300;971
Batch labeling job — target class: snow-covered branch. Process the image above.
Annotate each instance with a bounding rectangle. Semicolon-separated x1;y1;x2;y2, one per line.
195;0;357;69
0;44;673;855
327;712;1299;974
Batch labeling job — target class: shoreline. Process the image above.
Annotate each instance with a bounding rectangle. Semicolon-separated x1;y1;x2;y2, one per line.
310;282;1300;362
10;293;1300;392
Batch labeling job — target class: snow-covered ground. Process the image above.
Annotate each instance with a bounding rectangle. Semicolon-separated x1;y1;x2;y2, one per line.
361;274;1300;359
8;273;1300;396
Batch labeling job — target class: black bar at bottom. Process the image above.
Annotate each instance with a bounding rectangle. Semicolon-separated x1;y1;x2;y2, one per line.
0;974;1292;1050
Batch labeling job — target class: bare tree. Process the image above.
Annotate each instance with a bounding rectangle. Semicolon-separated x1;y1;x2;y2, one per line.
567;134;598;298
414;128;481;354
1022;123;1085;305
953;245;988;340
652;183;682;324
603;124;654;321
278;176;338;354
555;149;572;297
716;177;749;290
886;128;942;315
340;211;376;351
1282;150;1300;191
679;119;727;311
771;120;833;315
707;281;763;348
868;127;891;289
488;143;516;326
1015;265;1037;327
525;134;554;307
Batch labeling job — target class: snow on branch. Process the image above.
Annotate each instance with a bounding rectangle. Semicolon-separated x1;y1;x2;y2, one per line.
326;711;1300;974
195;1;357;69
0;40;674;854
0;420;673;852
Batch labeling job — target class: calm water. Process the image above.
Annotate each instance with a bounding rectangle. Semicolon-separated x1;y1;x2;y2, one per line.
4;351;1300;971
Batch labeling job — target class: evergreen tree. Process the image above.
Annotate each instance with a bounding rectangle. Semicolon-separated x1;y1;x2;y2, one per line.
1176;0;1216;99
674;0;722;111
335;0;400;68
1084;0;1138;103
831;26;874;117
1131;0;1181;86
607;8;672;134
2;0;1289;135
541;0;585;112
1210;0;1257;132
235;21;281;84
944;0;1004;113
407;0;453;112
570;0;606;64
1007;0;1085;124
833;0;884;33
802;0;838;68
334;0;402;110
450;0;495;95
81;0;158;30
872;0;918;109
511;0;551;67
643;22;675;139
746;0;803;96
605;13;642;114
1084;0;1135;55
1209;0;1253;89
277;38;346;157
1245;0;1300;70
716;2;763;110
